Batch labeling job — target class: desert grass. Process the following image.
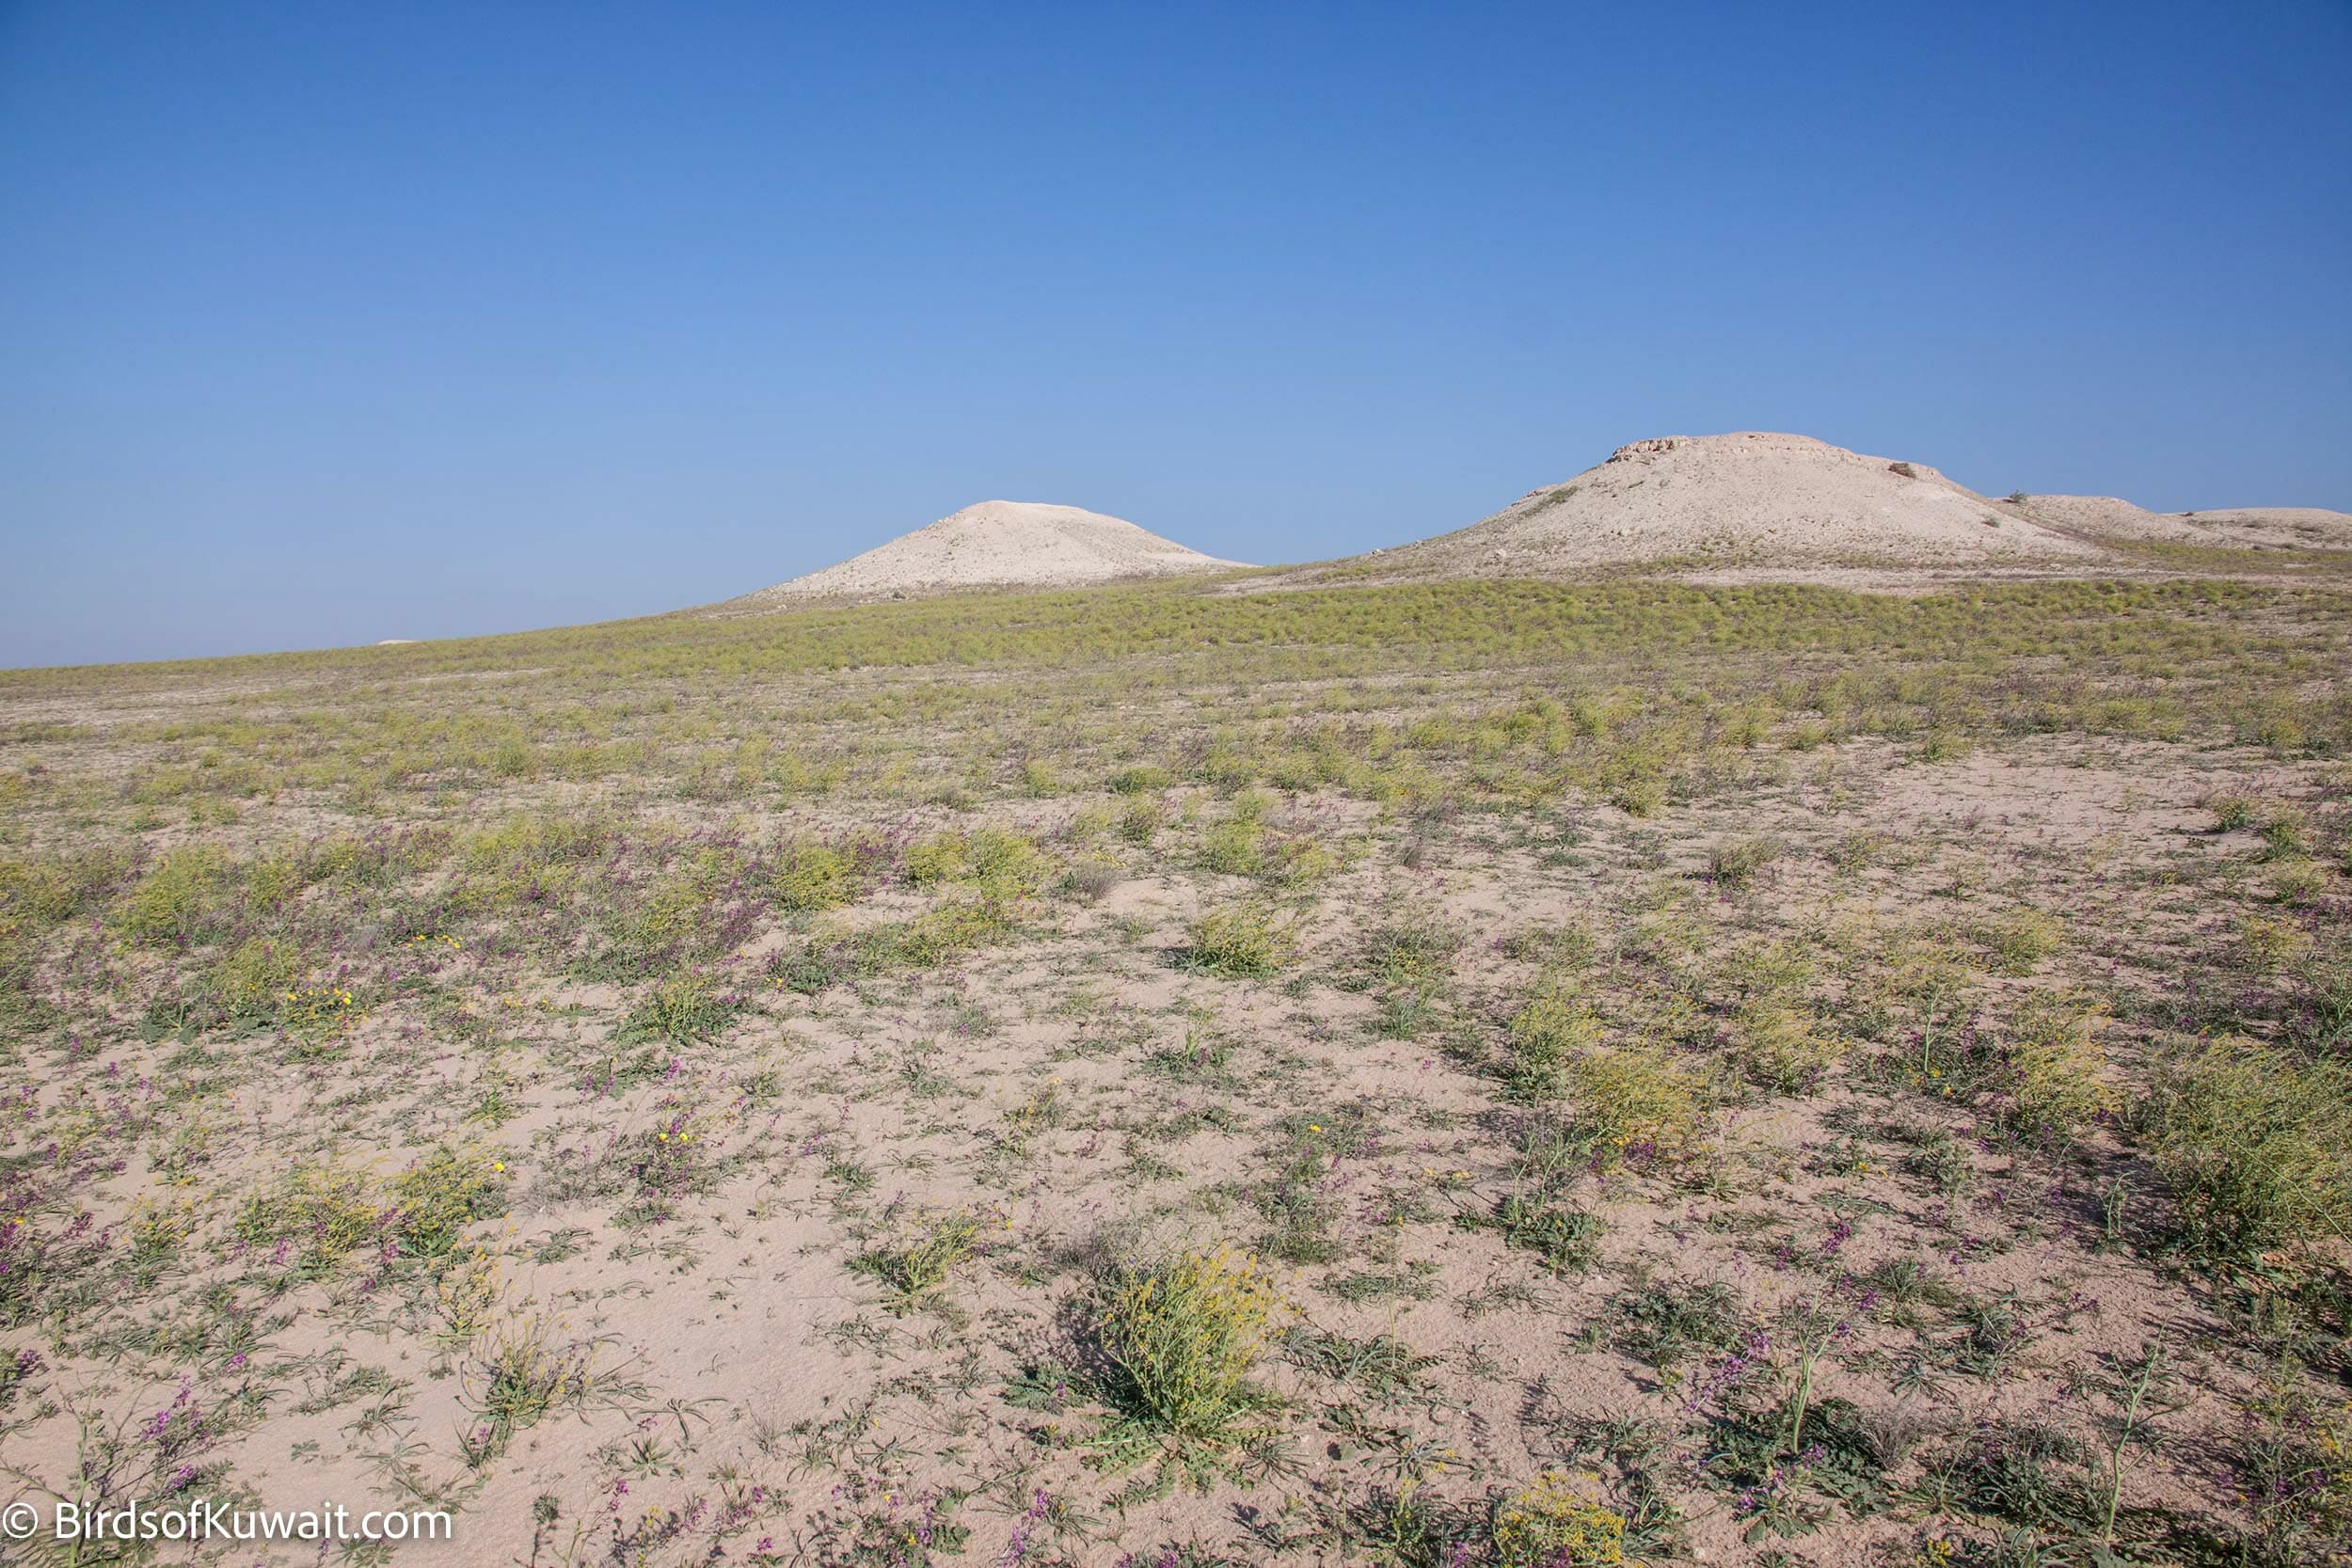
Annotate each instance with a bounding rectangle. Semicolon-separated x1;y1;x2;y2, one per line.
0;572;2349;1562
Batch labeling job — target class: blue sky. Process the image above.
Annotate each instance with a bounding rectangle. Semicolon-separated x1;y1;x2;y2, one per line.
4;1;2348;667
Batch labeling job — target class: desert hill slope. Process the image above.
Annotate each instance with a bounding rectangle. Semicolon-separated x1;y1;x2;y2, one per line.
2013;492;2352;550
730;500;1248;606
1334;433;2106;579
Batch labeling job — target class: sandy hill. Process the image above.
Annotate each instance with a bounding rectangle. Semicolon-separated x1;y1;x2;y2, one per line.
730;500;1248;606
1332;433;2108;580
2013;493;2352;550
1290;433;2352;586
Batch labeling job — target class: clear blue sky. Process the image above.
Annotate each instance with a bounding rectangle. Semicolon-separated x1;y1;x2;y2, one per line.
4;1;2348;667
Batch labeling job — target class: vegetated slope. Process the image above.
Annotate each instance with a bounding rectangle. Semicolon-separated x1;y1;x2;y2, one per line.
727;499;1248;607
5;578;2352;1565
1324;433;2109;580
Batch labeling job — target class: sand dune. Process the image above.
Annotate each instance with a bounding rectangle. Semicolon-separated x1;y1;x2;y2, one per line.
1280;433;2348;586
1336;433;2103;578
730;500;1247;606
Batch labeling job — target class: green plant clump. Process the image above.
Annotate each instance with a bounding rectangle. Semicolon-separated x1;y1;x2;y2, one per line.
1180;904;1295;979
2138;1039;2352;1261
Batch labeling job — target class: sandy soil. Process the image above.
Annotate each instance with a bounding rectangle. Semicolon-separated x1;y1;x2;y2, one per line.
2019;493;2352;549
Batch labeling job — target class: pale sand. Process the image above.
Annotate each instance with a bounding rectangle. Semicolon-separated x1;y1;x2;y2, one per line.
729;499;1248;606
1284;432;2351;586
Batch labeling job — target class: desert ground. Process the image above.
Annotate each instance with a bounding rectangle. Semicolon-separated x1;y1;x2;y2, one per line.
5;496;2352;1568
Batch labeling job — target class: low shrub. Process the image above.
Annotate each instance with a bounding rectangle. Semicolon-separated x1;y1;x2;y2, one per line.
392;1147;507;1259
1096;1245;1285;1475
2137;1039;2352;1262
2261;805;2312;862
856;897;1020;972
1180;904;1295;979
1731;997;1845;1093
851;1212;980;1310
2210;793;2257;832
1502;986;1602;1101
1060;860;1123;904
963;826;1051;896
1706;836;1780;888
1560;1045;1708;1165
1490;1471;1627;1567
773;841;855;912
625;970;745;1044
1495;1191;1607;1274
1996;999;2111;1147
1364;916;1461;997
209;937;299;1022
120;848;229;943
1109;764;1172;795
235;1161;385;1270
1017;758;1059;797
1199;818;1264;877
1978;909;2063;975
1119;797;1167;845
903;834;965;887
1610;1278;1745;1370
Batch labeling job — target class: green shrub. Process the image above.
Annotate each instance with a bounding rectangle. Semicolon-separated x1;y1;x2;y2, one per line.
774;841;854;911
2261;806;2312;862
1017;758;1059;798
963;825;1050;896
0;861;72;927
242;852;307;911
2210;793;2256;832
1608;775;1664;817
120;848;228;942
903;834;965;886
1502;986;1602;1101
1495;1192;1606;1274
850;1212;980;1310
626;970;745;1043
1561;1045;1708;1165
1098;1245;1281;1447
1706;835;1780;888
1610;1279;1745;1370
1109;764;1173;795
461;1311;600;1465
1199;818;1264;877
1731;998;1845;1092
392;1147;506;1259
1978;909;2063;975
491;736;536;779
235;1161;385;1269
0;850;125;928
2138;1040;2352;1262
450;811;609;913
2275;859;2335;909
2239;912;2312;974
1262;831;1342;887
1364;916;1461;996
210;937;299;1022
855;897;1018;972
1119;797;1167;845
1997;1000;2111;1146
1180;904;1295;978
1490;1471;1627;1567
